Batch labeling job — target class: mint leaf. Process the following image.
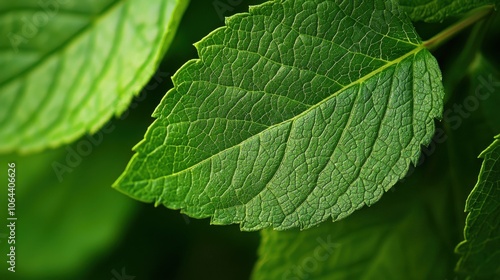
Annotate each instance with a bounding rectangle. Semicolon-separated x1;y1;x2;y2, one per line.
398;0;498;22
114;0;445;230
456;135;500;279
0;0;188;153
252;174;454;280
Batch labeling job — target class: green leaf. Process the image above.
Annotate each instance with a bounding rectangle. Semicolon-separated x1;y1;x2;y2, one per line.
0;0;188;153
114;0;445;230
398;0;498;22
455;135;500;279
252;173;455;280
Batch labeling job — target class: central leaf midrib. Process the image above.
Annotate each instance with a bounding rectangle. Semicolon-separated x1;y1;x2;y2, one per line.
138;45;425;185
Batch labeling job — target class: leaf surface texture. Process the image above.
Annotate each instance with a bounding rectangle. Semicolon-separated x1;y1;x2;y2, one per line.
0;0;188;153
115;0;445;230
456;135;500;279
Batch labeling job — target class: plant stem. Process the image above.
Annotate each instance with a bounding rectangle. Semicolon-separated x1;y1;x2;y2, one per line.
424;5;496;51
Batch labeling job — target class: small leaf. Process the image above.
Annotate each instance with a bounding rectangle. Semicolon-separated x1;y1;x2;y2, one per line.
115;0;445;230
456;135;500;279
0;0;188;153
398;0;498;22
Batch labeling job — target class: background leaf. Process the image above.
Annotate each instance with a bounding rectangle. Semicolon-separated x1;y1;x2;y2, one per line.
398;0;498;22
0;0;188;153
115;0;445;230
455;135;500;279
